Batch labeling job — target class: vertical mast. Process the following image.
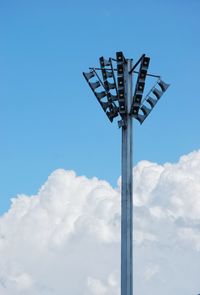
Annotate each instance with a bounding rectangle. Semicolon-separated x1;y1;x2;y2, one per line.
121;59;133;295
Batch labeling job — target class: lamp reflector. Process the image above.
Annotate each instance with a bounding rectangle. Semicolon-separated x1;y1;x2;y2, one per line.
95;91;107;100
136;81;145;92
102;69;113;79
146;97;157;108
106;106;119;122
119;100;126;114
89;81;101;91
131;106;140;116
140;69;147;81
141;105;151;116
135;94;142;104
104;80;116;90
100;101;112;111
83;71;95;81
134;114;146;124
152;88;163;99
99;56;110;67
118;77;124;87
118;89;125;99
158;80;170;92
108;93;118;101
143;57;150;69
116;51;125;62
117;64;124;75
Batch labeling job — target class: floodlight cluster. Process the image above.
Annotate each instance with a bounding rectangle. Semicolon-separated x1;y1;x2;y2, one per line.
83;51;169;125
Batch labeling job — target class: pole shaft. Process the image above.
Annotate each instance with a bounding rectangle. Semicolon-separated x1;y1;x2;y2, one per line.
121;59;133;295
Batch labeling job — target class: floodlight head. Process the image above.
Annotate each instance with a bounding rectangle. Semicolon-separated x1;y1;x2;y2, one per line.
143;56;150;68
158;79;170;92
83;71;102;94
90;81;101;91
152;88;163;99
117;64;124;75
95;91;107;100
135;94;143;104
83;71;95;81
136;81;145;93
102;68;113;79
118;76;124;87
131;107;140;117
104;80;116;91
146;97;157;108
108;93;118;102
140;69;147;80
137;56;150;82
141;105;151;116
100;101;112;111
106;105;119;122
134;105;151;124
99;56;110;67
116;51;125;62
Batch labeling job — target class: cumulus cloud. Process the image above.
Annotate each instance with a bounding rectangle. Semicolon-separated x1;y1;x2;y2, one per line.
0;150;200;295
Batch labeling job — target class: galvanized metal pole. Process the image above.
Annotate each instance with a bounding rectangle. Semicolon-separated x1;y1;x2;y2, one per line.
121;59;133;295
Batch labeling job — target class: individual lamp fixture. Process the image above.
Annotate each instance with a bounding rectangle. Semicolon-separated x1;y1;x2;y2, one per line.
130;55;150;116
133;79;170;124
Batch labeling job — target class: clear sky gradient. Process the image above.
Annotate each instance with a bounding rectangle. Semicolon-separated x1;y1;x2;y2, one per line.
0;0;200;215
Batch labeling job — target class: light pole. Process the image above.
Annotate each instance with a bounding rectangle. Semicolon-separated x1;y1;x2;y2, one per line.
83;51;170;295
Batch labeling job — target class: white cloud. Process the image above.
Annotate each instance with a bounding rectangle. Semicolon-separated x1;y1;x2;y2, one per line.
0;150;200;294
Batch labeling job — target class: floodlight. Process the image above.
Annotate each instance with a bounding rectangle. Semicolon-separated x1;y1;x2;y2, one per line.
104;80;116;91
108;92;118;102
89;81;101;91
83;70;117;121
99;56;118;100
116;51;126;115
117;63;124;74
83;71;95;80
146;96;157;108
158;79;170;92
116;51;125;62
95;91;107;100
152;79;170;100
101;68;113;79
134;78;170;124
99;56;110;67
106;104;119;122
130;55;150;116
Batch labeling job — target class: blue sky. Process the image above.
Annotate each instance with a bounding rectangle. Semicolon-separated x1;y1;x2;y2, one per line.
0;0;200;215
